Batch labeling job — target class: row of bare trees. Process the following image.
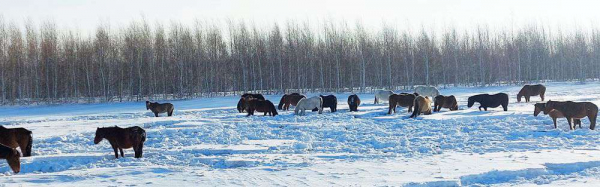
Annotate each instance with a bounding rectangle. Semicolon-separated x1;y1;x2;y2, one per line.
1;19;600;104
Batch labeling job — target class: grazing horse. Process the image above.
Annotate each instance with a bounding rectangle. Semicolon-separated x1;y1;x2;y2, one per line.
295;96;323;116
313;95;337;112
245;99;278;116
467;93;509;111
543;100;598;130
534;103;581;129
94;126;146;158
517;84;546;102
347;94;361;112
414;86;440;98
0;144;20;173
410;96;433;118
0;126;32;157
434;95;458;112
374;90;394;104
278;94;306;110
388;93;417;114
146;101;174;117
237;93;265;113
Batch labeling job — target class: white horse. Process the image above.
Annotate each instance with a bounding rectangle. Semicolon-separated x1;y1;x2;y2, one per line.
414;86;440;98
295;96;323;116
374;90;394;104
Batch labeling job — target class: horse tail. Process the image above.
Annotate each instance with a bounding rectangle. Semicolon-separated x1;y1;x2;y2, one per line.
25;131;32;157
410;99;419;118
278;95;286;110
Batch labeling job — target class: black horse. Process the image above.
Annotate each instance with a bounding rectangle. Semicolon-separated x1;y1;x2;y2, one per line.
237;93;266;113
313;95;337;112
467;93;509;111
245;99;278;116
347;94;361;112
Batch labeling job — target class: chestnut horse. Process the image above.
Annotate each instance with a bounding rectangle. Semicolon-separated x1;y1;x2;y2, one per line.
278;93;306;110
245;99;278;116
146;101;174;117
94;126;146;158
517;84;546;102
534;103;581;129
543;100;598;130
347;94;361;112
388;93;417;114
0;144;20;173
410;96;433;118
0;126;32;157
467;93;509;111
237;93;266;113
434;95;458;112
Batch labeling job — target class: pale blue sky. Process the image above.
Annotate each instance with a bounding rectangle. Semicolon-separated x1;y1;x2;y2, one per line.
1;0;599;34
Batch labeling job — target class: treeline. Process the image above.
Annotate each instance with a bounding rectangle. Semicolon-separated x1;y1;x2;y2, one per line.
1;19;600;104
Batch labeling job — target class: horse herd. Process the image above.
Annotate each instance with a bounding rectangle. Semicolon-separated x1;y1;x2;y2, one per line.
1;84;598;174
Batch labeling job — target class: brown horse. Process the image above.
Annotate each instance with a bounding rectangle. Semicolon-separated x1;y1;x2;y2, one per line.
0;144;20;173
278;93;306;110
544;100;598;130
347;94;361;112
146;101;174;117
534;103;581;129
517;84;546;102
434;95;458;112
94;126;146;158
410;96;433;118
237;93;266;113
0;126;32;157
388;93;417;114
245;99;278;116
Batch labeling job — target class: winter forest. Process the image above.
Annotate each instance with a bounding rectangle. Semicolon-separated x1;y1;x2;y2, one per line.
1;18;599;104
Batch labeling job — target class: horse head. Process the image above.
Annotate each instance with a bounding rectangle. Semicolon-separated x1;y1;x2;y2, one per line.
7;148;20;173
533;103;545;116
94;128;105;144
467;97;475;108
543;100;555;115
146;101;151;110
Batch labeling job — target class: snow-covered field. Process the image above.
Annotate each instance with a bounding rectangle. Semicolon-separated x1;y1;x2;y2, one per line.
1;82;600;186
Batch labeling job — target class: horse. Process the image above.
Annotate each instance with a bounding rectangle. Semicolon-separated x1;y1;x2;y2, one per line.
245;99;278;116
347;94;361;112
543;100;598;130
94;126;146;158
237;93;265;113
0;126;32;157
434;95;458;112
410;96;433;118
388;93;417;114
517;84;546;102
374;90;394;104
534;103;581;129
0;144;20;173
295;96;323;116
467;93;509;111
278;94;306;110
313;95;337;112
414;86;440;98
146;101;174;117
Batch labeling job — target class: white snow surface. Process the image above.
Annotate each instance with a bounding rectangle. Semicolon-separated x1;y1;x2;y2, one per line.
1;82;600;186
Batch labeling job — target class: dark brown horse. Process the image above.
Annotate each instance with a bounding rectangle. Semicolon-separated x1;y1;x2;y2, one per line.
534;103;581;129
313;95;338;112
245;99;278;116
94;126;146;158
146;101;174;117
237;93;266;113
0;144;20;173
544;100;598;130
517;84;546;102
388;93;417;114
0;126;32;157
278;93;306;110
347;94;361;112
434;95;458;112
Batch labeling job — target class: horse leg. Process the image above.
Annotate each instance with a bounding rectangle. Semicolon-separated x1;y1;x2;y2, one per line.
154;112;159;117
109;142;119;158
388;104;393;114
120;148;125;158
264;112;267;116
567;117;573;130
540;94;545;101
502;104;508;111
553;117;557;129
479;106;483;111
